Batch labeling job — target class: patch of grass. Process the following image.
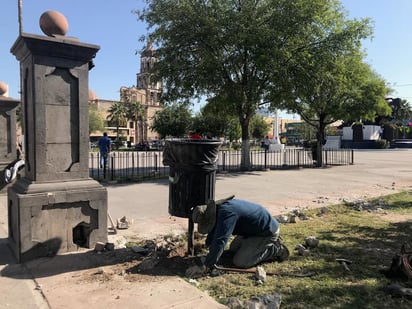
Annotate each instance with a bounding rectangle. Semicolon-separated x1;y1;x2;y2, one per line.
196;191;412;308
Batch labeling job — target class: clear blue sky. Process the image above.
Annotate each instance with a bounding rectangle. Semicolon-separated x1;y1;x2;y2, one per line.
1;0;412;113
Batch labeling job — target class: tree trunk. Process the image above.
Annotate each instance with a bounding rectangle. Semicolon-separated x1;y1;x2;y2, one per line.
240;120;251;171
315;120;326;168
134;120;142;144
139;121;144;142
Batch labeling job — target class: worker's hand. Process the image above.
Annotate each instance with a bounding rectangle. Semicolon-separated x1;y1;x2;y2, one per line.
185;265;208;278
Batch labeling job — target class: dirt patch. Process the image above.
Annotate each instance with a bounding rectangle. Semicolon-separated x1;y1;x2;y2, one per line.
77;235;205;285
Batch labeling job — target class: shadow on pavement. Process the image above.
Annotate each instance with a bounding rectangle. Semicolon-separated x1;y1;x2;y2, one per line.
1;243;142;279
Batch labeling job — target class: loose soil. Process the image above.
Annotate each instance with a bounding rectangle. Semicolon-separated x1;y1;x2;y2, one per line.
76;235;206;285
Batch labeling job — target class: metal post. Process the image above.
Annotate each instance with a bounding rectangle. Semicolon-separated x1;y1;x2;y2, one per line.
188;217;194;256
264;149;267;169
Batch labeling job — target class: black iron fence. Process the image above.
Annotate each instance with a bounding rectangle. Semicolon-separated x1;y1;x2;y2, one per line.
89;148;354;182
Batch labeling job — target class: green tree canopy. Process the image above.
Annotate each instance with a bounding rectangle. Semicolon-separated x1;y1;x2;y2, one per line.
277;49;390;165
107;101;127;141
151;103;192;138
89;105;105;134
250;114;271;140
191;102;241;140
389;98;412;124
126;100;146;143
137;0;383;169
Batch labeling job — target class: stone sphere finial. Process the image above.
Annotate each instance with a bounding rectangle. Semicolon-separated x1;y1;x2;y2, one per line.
0;82;8;96
39;10;69;37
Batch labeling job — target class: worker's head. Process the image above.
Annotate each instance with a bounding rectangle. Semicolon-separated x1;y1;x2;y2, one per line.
103;132;108;137
192;200;216;234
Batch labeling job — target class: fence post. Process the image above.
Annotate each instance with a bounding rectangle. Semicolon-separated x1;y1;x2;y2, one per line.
154;153;158;172
110;154;114;180
132;152;135;177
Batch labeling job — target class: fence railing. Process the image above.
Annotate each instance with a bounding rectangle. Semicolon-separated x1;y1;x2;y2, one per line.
89;148;354;182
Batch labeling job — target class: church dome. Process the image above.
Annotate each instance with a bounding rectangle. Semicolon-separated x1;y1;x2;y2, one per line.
88;89;98;101
0;82;8;96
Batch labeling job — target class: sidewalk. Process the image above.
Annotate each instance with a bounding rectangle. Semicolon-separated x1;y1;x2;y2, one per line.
1;149;411;308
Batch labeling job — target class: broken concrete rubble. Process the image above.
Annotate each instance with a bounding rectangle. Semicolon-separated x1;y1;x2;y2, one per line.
227;293;281;309
255;266;266;283
117;216;133;229
294;244;310;256
305;236;319;248
344;198;389;213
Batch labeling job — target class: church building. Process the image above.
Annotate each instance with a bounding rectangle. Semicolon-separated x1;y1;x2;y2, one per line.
89;40;163;145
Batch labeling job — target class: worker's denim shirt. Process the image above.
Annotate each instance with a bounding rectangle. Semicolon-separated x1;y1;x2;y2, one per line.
204;199;279;268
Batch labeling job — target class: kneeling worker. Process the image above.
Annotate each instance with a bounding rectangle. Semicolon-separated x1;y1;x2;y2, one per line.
186;196;289;278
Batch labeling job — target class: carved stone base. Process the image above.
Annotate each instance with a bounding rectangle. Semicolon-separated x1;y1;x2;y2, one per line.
7;178;107;262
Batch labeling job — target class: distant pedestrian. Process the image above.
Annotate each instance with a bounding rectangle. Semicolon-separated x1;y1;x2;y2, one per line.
98;132;111;168
263;136;270;150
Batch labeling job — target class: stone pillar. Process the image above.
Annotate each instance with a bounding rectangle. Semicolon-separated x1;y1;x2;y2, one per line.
0;94;20;191
8;32;108;262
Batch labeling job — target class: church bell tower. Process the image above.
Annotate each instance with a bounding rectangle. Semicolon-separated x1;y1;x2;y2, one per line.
136;39;162;106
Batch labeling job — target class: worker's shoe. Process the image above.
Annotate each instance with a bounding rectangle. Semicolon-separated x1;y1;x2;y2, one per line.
275;243;290;262
269;239;290;263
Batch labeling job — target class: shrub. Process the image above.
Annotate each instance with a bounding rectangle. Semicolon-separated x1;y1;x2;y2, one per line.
374;139;389;149
232;142;241;150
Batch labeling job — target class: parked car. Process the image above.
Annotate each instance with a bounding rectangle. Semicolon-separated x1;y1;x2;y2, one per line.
135;142;150;151
134;140;164;151
148;140;159;150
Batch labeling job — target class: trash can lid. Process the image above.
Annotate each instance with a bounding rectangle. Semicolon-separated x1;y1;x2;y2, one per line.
163;139;222;171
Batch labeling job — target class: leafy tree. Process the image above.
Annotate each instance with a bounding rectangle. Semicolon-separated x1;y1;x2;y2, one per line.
387;98;412;138
296;122;316;142
225;118;242;143
249;115;271;141
89;105;105;134
192;103;240;140
151;103;192;138
389;98;411;124
278;51;390;166
107;101;127;142
137;0;378;170
126;100;146;143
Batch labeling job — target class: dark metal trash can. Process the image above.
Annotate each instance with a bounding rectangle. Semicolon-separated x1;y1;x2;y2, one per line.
163;139;222;218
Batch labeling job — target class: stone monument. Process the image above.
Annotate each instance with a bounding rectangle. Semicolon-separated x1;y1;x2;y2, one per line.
0;82;20;191
8;11;108;262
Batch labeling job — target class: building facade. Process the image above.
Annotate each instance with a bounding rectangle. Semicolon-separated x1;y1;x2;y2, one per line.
89;40;163;145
